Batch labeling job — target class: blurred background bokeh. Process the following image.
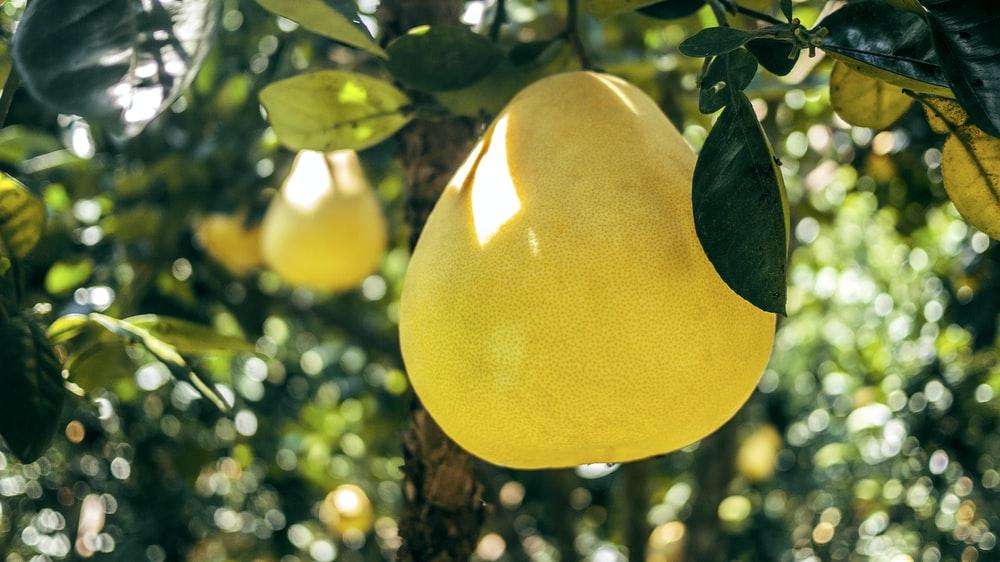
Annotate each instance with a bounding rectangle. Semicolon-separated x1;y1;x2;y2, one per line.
1;0;998;561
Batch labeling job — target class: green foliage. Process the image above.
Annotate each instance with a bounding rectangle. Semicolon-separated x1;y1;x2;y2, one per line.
11;0;218;137
259;70;413;151
699;48;757;114
0;317;64;462
386;26;503;92
255;0;386;58
692;94;788;314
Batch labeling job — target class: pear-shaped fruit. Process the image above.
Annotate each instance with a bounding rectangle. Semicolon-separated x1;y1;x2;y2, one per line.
261;150;388;292
399;71;776;469
195;211;263;277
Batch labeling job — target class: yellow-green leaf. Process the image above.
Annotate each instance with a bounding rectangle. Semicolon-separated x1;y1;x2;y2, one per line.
921;95;969;134
0;173;45;259
829;62;914;130
125;314;255;354
44;259;94;296
940;124;1000;239
260;71;412;152
256;0;386;58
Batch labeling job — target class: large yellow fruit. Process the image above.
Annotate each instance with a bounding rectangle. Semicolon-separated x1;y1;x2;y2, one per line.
260;150;387;292
399;71;776;469
195;211;263;276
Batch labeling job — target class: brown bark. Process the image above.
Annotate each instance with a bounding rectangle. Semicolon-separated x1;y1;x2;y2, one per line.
378;2;487;559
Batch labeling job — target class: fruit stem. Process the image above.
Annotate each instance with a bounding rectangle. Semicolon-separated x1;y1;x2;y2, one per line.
566;0;593;70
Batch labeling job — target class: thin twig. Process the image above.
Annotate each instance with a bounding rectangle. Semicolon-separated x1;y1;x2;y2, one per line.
707;0;730;27
0;66;21;128
566;0;592;69
489;0;506;41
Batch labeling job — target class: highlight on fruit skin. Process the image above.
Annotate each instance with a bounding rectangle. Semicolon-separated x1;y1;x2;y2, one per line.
194;210;263;277
399;71;776;469
260;149;388;293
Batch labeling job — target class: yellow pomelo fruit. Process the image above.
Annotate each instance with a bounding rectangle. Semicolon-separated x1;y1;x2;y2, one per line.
261;150;388;292
319;484;374;536
399;71;776;469
195;211;263;276
735;424;782;482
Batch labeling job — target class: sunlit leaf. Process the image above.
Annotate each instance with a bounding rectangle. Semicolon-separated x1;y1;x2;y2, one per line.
0;173;45;260
64;342;133;392
125;314;255;354
386;26;503;92
12;0;219;137
255;0;386;58
0;317;65;463
693;94;788;314
920;94;968;134
44;259;94;296
46;314;92;345
829;62;914;130
918;0;1000;137
259;70;413;152
818;0;952;98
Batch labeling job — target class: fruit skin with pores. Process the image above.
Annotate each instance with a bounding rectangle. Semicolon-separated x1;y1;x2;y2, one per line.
195;211;263;277
399;71;776;469
260;150;388;292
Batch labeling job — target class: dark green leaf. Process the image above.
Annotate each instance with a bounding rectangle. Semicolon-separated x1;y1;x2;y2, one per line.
508;39;563;66
637;0;704;20
818;0;952;97
0;173;45;260
918;0;1000;137
125;314;255;354
699;48;758;114
387;26;503;92
259;70;413;151
12;0;219;138
680;27;754;57
693;94;788;314
0;317;65;462
745;39;799;76
255;0;386;58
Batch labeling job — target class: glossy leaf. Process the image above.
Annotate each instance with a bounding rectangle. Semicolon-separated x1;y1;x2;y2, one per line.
829;62;914;130
680;27;755;57
0;317;65;462
46;314;92;345
12;0;219;137
780;0;793;21
0;173;45;260
44;259;94;296
818;0;952;98
746;39;799;76
918;0;1000;137
255;0;386;58
259;71;413;152
699;48;757;114
637;0;704;20
386;26;503;92
887;0;925;13
693;94;788;314
125;314;255;354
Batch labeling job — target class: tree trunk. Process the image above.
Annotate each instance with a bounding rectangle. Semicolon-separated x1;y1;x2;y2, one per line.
378;2;487;560
682;412;743;562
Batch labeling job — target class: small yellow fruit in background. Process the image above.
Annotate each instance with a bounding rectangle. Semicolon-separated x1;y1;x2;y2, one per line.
195;211;262;276
736;424;782;482
319;484;374;537
399;71;776;469
261;150;388;292
646;521;686;562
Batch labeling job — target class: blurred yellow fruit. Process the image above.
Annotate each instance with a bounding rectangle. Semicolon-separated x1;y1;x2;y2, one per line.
319;484;374;536
400;71;776;469
195;211;262;276
646;521;686;562
736;424;782;482
261;150;388;292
